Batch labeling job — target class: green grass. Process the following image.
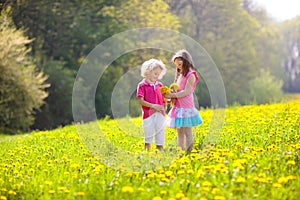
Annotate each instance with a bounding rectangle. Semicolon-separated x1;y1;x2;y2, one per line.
0;100;299;200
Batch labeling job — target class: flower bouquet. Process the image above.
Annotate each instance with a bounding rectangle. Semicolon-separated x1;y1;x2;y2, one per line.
160;83;180;105
159;83;180;94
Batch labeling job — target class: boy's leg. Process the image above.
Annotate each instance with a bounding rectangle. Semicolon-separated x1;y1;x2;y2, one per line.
156;145;163;151
145;143;151;151
143;115;155;151
155;113;165;151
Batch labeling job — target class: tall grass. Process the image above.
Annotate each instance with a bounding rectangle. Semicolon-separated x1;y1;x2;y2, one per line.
0;100;299;199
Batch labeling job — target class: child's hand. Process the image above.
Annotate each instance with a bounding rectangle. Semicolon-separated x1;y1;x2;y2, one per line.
164;93;171;99
152;104;164;111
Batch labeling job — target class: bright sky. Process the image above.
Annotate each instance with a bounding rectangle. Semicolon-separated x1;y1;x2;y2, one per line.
255;0;300;21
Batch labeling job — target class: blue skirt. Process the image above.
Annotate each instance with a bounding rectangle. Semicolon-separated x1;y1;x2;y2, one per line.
167;107;202;128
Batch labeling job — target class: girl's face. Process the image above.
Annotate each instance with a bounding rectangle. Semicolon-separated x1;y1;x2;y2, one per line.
174;58;183;72
146;67;162;83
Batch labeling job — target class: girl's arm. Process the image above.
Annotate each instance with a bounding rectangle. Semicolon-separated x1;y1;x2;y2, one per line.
138;97;164;111
165;74;195;99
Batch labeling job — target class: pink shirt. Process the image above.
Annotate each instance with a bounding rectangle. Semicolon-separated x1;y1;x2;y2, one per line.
174;71;199;108
137;79;165;119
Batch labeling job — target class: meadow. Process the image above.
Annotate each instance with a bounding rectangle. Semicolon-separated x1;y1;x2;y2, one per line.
0;99;299;200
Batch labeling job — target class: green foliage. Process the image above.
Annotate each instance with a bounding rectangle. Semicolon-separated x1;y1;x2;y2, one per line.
249;69;284;104
32;60;75;130
0;12;48;132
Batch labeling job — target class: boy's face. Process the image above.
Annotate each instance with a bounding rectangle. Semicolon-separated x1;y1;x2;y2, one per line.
146;67;162;83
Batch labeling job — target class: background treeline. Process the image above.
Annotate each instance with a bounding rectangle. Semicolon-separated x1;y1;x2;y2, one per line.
0;0;299;133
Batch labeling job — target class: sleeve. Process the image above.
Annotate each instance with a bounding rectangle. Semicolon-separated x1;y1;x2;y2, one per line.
137;84;145;98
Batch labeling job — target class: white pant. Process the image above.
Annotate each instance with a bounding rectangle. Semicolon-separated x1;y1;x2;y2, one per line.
142;112;165;145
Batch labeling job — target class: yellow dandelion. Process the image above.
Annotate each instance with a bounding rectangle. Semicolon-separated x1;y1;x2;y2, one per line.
152;196;162;200
211;188;220;194
170;83;180;91
202;181;212;187
277;177;289;184
57;187;66;191
272;183;282;188
175;192;185;199
160;190;167;195
165;171;173;177
0;196;7;200
182;197;190;200
77;192;85;196
287;160;296;165
147;172;156;178
177;170;185;175
161;177;170;183
214;196;226;200
8;190;16;195
121;186;134;193
44;181;53;186
64;189;70;193
287;175;297;180
159;86;171;94
48;190;55;194
196;169;204;178
236;176;246;183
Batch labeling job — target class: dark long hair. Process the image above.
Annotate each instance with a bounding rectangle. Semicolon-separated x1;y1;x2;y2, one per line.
174;57;194;83
172;50;195;83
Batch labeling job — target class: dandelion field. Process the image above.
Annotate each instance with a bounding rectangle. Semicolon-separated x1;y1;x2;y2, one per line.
0;100;299;200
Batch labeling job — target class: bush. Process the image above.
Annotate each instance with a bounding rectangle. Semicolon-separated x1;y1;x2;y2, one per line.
249;69;283;104
32;60;75;130
0;12;48;133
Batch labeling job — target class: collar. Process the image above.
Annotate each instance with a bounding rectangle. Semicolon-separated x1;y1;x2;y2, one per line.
143;79;157;86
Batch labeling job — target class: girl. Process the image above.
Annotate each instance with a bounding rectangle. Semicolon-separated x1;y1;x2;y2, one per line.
136;58;167;151
164;50;202;152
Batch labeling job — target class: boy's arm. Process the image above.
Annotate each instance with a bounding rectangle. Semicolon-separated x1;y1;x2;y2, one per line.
138;97;164;111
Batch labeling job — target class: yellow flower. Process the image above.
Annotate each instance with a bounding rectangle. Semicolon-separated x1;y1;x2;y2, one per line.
236;176;246;183
152;196;162;200
287;160;296;165
48;190;55;194
202;181;212;187
214;196;226;200
159;86;171;94
272;183;282;188
175;192;185;199
170;83;180;91
160;190;167;195
121;186;134;193
8;190;16;195
77;192;85;196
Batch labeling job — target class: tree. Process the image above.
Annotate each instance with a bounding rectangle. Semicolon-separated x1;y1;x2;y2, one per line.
167;0;260;105
249;69;283;104
281;16;300;92
0;11;48;132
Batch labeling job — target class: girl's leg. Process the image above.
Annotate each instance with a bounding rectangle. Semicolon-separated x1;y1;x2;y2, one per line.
177;128;185;150
184;127;194;152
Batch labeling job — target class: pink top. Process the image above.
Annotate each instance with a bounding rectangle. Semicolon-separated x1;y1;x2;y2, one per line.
174;71;199;108
137;79;165;119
